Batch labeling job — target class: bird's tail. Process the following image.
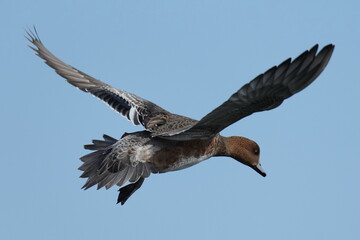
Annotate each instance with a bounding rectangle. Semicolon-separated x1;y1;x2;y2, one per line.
78;134;118;189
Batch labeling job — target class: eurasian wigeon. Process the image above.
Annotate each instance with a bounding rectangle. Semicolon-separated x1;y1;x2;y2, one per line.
27;28;334;205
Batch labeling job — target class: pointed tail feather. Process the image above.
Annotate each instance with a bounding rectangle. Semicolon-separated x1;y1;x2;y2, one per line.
79;134;117;189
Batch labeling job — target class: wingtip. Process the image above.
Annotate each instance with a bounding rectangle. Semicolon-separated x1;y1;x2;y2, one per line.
25;25;41;42
317;43;335;65
315;43;335;54
325;43;335;49
309;43;334;55
324;43;335;55
310;44;319;52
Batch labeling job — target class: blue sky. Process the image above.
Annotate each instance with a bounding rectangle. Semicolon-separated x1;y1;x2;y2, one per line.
1;1;359;239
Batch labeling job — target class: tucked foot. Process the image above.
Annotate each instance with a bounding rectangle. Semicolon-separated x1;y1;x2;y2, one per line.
117;177;145;205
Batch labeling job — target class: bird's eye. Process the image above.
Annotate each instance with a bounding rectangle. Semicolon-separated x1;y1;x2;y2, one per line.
253;148;260;155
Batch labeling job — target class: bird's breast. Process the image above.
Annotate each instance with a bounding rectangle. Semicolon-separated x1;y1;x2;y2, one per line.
148;136;222;173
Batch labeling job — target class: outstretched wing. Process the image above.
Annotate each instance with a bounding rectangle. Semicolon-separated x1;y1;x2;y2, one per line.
26;28;172;131
160;44;334;140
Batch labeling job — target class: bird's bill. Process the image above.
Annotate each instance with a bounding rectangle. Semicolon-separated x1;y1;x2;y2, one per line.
252;163;266;177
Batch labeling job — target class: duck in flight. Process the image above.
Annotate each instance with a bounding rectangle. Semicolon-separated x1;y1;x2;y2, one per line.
26;28;334;205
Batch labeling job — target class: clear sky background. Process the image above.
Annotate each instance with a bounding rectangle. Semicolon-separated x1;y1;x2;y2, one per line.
1;1;359;239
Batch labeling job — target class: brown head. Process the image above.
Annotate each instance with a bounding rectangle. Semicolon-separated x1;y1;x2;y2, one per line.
220;136;266;177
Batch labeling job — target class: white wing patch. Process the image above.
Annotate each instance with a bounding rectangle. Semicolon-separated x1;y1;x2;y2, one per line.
129;106;140;125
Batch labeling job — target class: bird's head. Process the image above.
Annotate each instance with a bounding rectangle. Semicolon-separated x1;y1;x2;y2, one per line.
223;136;266;177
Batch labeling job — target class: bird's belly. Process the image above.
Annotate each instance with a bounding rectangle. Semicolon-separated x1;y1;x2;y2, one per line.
162;154;212;172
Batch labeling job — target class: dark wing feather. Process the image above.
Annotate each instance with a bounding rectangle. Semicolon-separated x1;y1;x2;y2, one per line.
160;44;334;140
26;28;169;130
